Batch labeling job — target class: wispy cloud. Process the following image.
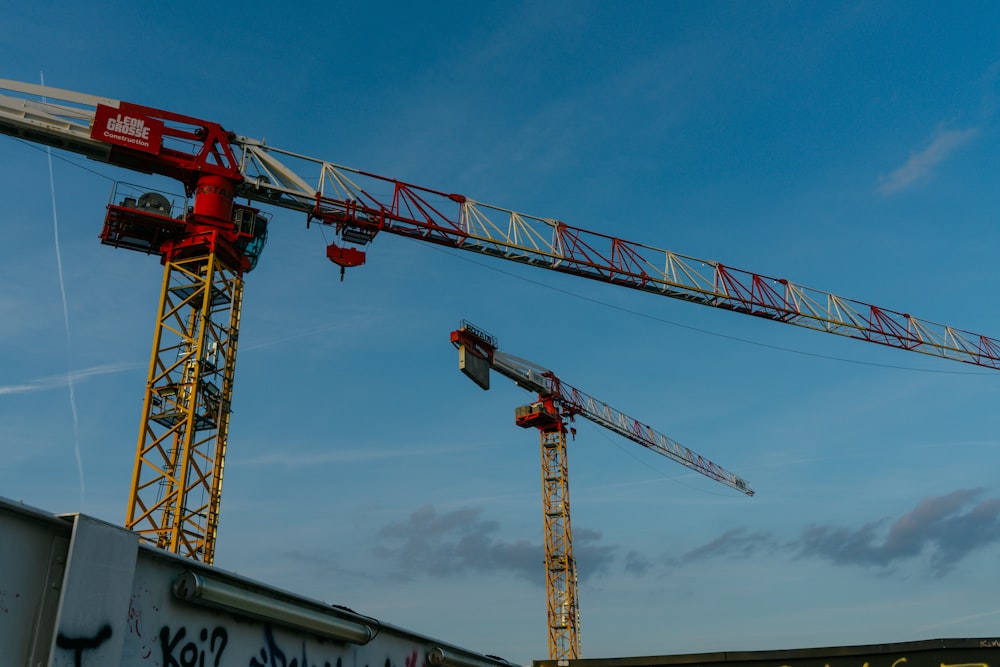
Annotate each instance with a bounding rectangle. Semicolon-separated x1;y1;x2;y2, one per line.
371;504;617;585
367;494;1000;586
624;549;652;575
672;489;1000;578
673;527;782;565
793;489;1000;576
373;505;540;583
917;607;1000;633
877;125;979;195
0;362;135;396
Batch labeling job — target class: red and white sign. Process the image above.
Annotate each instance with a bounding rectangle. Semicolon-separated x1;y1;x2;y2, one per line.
92;104;163;154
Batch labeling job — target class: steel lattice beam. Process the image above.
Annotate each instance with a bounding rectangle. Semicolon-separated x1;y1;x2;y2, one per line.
539;427;581;661
125;252;242;564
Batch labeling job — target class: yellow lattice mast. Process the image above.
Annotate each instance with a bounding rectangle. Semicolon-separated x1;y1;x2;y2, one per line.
125;251;244;563
528;408;581;660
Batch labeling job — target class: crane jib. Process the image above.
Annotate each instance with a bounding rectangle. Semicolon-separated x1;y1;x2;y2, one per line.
3;79;995;370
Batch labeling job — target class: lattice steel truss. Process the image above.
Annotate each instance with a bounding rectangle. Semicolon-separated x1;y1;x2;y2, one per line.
539;427;581;662
125;252;243;564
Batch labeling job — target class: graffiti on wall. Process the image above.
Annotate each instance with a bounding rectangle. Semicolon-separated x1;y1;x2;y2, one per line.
160;624;229;667
153;622;428;667
248;624;337;667
55;624;112;667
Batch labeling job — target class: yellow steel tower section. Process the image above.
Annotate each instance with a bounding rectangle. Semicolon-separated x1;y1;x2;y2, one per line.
538;424;581;661
125;251;243;565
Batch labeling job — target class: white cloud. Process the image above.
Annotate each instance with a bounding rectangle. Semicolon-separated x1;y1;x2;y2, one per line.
0;362;135;396
877;125;979;195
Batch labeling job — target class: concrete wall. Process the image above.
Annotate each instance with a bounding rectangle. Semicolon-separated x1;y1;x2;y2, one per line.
0;496;518;667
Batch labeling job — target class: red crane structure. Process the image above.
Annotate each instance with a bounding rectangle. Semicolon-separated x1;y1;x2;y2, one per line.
451;320;753;660
1;78;998;565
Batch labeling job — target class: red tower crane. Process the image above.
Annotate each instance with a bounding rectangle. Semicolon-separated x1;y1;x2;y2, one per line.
2;78;998;565
450;321;753;661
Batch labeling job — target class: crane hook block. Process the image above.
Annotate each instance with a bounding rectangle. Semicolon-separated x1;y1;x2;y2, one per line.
326;243;366;269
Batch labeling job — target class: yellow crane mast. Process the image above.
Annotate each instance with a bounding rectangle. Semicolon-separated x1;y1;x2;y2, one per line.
125;244;246;561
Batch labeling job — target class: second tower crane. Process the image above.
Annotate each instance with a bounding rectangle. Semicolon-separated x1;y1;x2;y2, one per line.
451;320;754;661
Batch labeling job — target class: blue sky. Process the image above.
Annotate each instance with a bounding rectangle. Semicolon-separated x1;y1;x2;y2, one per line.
3;1;1000;663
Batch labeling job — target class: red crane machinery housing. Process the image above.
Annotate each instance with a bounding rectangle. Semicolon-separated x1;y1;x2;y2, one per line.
1;78;997;565
451;321;753;660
